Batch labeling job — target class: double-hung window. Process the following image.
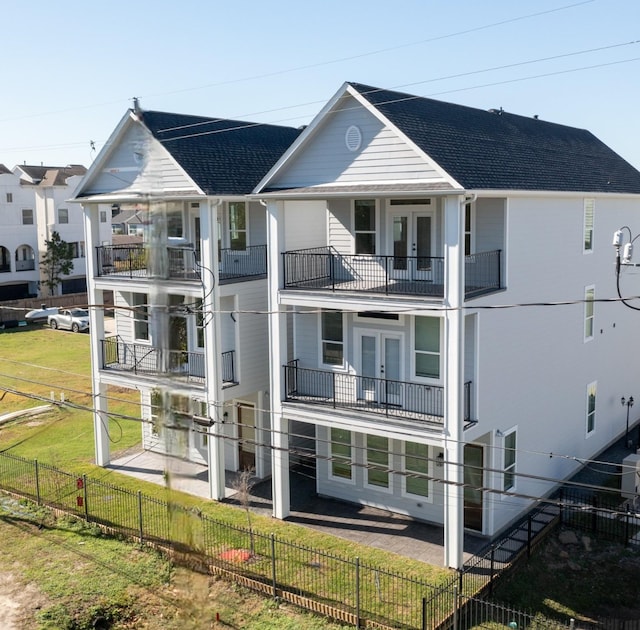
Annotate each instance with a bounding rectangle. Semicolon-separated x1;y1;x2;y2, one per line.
132;293;149;341
367;434;389;488
229;202;247;250
331;428;352;480
58;208;69;224
22;209;33;225
405;441;429;497
321;310;343;367
586;382;596;435
503;429;517;491
584;286;595;341
584;199;594;252
414;316;440;379
354;200;376;255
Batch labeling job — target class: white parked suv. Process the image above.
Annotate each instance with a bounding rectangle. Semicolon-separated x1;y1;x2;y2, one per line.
47;308;90;333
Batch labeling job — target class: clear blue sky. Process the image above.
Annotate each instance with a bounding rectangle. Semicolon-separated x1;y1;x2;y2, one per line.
3;0;640;170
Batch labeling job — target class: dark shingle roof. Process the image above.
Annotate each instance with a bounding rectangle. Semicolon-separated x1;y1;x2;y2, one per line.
140;111;301;195
349;82;640;194
0;164;11;175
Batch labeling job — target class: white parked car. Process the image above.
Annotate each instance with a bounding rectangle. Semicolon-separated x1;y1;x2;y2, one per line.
47;309;90;333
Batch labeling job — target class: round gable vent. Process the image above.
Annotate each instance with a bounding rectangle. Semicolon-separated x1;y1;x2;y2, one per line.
345;125;362;152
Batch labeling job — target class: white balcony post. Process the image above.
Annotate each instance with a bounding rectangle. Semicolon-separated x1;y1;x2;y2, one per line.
443;195;465;569
266;199;290;519
202;199;226;500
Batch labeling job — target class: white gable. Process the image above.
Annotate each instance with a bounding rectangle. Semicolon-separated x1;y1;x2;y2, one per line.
79;121;201;198
269;94;448;189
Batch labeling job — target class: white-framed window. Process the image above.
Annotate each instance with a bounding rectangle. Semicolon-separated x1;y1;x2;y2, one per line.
194;298;205;349
354;199;376;255
229;201;247;250
330;427;352;480
22;209;33;225
132;292;149;341
503;429;517;492
584;285;595;341
464;202;473;256
100;210;107;223
404;441;430;498
69;242;85;258
586;381;596;435
166;201;184;238
366;434;389;489
414;316;441;379
320;310;344;367
58;208;69;224
583;198;594;252
6;193;12;203
150;389;162;437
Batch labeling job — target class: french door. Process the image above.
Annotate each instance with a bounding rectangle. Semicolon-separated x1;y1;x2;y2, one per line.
389;207;434;281
357;330;403;407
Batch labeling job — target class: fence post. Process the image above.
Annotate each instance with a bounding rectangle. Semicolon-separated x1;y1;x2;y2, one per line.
83;474;89;522
489;544;496;597
422;596;427;630
355;557;360;628
35;460;41;505
527;515;532;558
138;491;144;544
591;496;598;533
453;585;459;630
625;506;631;547
559;488;564;525
271;534;277;599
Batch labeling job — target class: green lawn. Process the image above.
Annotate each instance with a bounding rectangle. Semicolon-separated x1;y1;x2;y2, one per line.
0;326;454;628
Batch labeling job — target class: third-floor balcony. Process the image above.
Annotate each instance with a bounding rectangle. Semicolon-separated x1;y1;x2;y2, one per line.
96;244;267;284
282;247;501;300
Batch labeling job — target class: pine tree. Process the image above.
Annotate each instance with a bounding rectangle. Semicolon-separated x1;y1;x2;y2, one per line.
40;231;74;296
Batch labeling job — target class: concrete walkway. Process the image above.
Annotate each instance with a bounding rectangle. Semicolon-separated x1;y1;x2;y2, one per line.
107;433;635;569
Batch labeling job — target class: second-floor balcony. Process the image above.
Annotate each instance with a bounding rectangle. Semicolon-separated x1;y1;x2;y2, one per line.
101;338;237;387
15;259;36;271
282;247;501;299
95;244;267;284
284;360;471;427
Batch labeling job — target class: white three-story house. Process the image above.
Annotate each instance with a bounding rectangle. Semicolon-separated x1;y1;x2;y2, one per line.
72;105;299;499
254;82;640;568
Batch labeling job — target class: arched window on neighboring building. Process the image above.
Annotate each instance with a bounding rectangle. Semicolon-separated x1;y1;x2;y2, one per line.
15;244;35;271
0;246;11;273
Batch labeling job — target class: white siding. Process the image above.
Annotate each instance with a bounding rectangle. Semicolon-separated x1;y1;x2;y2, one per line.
247;201;267;245
475;198;505;252
271;95;444;188
84;124;199;196
283;200;327;250
327;199;352;255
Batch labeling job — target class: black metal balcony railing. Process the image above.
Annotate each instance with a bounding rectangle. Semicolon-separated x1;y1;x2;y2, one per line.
101;338;237;386
284;360;471;425
282;247;501;299
96;244;267;283
0;263;10;273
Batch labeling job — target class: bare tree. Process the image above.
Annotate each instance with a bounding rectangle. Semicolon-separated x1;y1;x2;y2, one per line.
232;468;256;556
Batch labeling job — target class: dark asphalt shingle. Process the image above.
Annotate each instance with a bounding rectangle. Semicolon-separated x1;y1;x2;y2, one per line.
141;111;301;195
349;82;640;194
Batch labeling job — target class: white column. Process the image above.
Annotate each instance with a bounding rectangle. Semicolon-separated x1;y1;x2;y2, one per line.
202;199;226;500
266;200;290;519
443;195;465;569
82;203;110;465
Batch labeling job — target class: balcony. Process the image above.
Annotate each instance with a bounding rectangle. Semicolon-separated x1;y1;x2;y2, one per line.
101;338;237;387
15;260;36;271
96;244;267;284
284;360;471;426
282;247;501;299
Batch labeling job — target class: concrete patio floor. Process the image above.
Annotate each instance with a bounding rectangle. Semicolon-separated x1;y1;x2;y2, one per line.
107;448;487;566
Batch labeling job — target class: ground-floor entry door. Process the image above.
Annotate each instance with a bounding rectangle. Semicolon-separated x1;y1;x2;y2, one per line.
463;444;484;531
238;404;256;471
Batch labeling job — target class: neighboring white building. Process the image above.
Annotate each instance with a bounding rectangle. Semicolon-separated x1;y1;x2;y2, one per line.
71;105;300;499
254;82;640;568
0;162;110;300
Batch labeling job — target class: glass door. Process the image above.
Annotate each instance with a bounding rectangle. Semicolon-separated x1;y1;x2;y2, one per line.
357;331;403;407
389;206;434;281
463;444;484;531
